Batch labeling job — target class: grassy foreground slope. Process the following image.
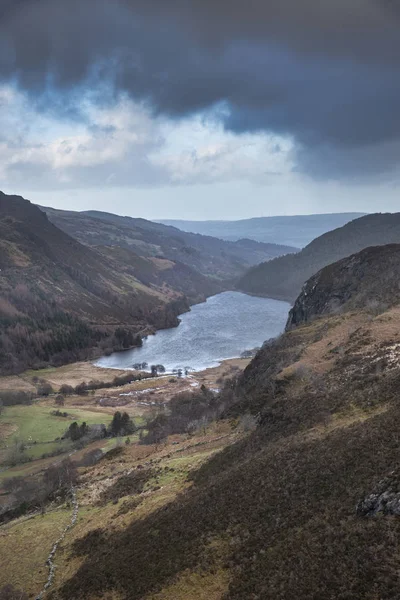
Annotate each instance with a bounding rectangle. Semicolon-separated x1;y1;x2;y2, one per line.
238;212;400;301
49;243;400;600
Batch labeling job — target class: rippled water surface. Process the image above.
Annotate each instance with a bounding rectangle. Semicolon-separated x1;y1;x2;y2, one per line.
96;291;290;373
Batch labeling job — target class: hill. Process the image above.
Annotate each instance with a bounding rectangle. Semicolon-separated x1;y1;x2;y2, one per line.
0;192;219;374
41;207;296;281
158;212;365;247
51;243;400;600
286;244;400;329
238;212;400;301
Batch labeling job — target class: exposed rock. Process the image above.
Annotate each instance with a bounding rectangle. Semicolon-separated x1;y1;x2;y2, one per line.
357;471;400;517
286;244;400;330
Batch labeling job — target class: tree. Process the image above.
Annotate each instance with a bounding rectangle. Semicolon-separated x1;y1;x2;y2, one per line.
66;422;89;442
114;328;142;349
109;411;136;437
59;384;74;395
110;411;122;437
37;381;53;396
6;439;26;467
67;422;80;441
55;394;65;407
74;382;89;396
140;413;169;446
43;458;77;491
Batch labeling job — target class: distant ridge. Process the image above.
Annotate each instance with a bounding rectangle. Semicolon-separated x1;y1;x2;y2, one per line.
237;212;400;302
158;213;366;248
41;206;297;281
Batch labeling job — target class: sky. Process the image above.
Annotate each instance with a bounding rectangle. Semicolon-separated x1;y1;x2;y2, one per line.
1;0;400;220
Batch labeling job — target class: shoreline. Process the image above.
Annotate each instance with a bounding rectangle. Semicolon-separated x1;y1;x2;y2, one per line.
0;356;252;398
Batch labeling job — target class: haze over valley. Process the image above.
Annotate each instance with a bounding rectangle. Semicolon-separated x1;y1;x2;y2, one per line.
158;213;366;248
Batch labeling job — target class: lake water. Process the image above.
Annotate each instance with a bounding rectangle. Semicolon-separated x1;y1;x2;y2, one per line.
96;291;290;373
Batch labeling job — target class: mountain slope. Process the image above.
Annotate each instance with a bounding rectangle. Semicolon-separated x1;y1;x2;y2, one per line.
56;243;400;600
158;212;365;247
0;192;215;373
41;206;297;281
286;244;400;329
238;212;400;301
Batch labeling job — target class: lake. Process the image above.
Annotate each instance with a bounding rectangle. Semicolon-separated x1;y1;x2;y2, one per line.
96;291;290;373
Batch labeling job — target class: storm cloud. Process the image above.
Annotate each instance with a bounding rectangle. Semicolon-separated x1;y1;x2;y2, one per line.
1;0;400;179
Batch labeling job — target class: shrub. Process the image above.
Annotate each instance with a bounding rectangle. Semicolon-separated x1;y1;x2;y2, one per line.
36;381;53;396
59;384;74;395
78;449;103;467
51;409;70;418
0;390;34;406
55;394;65;406
74;382;89;396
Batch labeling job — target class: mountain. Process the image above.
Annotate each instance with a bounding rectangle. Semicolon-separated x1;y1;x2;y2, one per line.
158;213;365;247
57;243;400;600
238;212;400;302
0;192;218;374
41;207;297;281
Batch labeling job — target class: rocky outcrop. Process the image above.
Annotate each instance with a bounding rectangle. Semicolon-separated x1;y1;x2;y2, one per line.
357;471;400;517
286;244;400;330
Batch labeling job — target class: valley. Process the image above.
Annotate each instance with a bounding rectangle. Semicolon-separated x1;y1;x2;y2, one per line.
0;191;293;376
4;242;400;599
2;3;399;599
3;198;400;600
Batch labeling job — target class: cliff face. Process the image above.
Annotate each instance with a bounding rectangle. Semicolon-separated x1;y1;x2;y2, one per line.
286;244;400;329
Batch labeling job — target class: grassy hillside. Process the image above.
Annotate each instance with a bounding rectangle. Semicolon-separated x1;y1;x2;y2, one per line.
0;192;217;374
237;212;400;301
39;243;400;600
158;213;365;247
41;206;297;280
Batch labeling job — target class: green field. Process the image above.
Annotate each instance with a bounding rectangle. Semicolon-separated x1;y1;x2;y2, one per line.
0;405;113;446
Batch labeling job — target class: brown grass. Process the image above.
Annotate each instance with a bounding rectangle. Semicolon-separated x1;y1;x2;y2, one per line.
0;508;71;597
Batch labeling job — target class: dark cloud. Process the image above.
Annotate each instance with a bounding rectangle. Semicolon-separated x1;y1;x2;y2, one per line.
1;0;400;178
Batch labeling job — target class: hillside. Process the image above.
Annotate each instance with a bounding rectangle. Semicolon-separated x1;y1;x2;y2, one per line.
0;192;219;374
158;212;365;247
7;243;396;600
41;206;296;280
238;212;400;301
286;244;400;329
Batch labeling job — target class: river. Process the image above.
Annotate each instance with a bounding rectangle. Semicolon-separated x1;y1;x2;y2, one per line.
96;291;290;373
